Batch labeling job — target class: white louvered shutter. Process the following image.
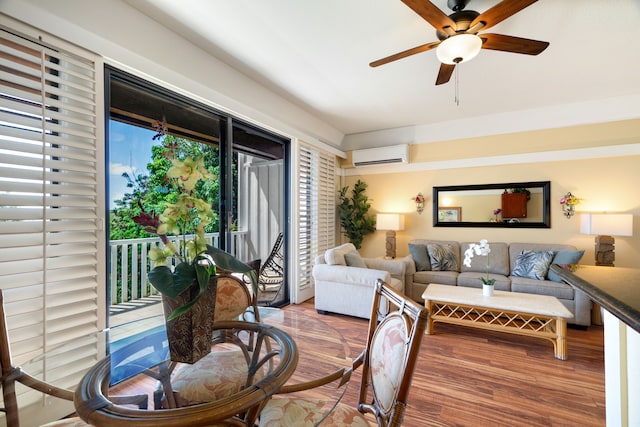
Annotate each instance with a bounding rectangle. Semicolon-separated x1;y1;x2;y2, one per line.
0;21;104;425
295;143;335;302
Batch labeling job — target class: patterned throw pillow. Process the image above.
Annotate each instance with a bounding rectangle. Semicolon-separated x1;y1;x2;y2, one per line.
427;243;458;272
408;243;431;271
511;250;554;280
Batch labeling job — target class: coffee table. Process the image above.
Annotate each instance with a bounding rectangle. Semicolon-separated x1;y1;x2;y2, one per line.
422;284;574;360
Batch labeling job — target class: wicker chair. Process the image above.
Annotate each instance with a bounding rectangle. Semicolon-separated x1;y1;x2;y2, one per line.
0;290;147;427
256;233;285;305
258;279;429;426
165;274;265;407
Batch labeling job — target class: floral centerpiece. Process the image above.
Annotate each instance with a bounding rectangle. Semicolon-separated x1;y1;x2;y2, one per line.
463;239;495;295
134;155;218;320
132;123;256;363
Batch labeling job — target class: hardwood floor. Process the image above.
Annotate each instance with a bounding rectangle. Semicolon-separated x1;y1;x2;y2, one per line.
288;299;605;427
111;299;605;426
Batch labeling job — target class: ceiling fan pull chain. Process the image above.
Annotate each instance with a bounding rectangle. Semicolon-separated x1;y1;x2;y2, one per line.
454;65;460;106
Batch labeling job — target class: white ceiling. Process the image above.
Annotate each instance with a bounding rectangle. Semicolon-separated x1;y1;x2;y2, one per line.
126;0;640;140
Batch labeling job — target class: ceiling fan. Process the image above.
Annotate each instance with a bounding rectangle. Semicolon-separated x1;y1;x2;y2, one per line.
370;0;549;85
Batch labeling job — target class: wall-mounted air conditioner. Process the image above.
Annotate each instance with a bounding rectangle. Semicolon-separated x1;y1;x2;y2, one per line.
352;144;409;167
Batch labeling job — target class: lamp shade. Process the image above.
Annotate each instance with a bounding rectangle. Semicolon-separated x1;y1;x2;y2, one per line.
580;213;633;236
376;213;405;231
436;34;482;65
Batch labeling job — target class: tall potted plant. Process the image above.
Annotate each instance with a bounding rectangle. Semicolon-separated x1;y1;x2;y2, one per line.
337;180;376;249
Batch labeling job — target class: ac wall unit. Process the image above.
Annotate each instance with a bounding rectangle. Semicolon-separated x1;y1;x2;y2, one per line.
352;144;409;167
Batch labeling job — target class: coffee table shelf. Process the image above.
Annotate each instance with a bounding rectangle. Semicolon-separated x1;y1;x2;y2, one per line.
422;284;574;360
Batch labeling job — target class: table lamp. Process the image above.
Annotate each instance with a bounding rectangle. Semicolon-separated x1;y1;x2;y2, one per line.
376;213;405;259
580;213;633;266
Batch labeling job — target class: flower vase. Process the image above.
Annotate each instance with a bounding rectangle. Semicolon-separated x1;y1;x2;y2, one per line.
161;276;218;364
482;284;494;297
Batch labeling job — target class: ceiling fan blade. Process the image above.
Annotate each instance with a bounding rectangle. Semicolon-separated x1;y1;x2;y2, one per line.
370;41;440;67
435;63;455;85
401;0;456;32
480;33;549;55
470;0;538;31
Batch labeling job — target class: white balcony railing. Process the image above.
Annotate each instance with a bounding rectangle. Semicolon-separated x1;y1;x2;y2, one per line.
108;231;249;306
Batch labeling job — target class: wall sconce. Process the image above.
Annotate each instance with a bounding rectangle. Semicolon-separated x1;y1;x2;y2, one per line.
560;192;579;219
376;214;405;259
414;193;425;214
581;213;633;267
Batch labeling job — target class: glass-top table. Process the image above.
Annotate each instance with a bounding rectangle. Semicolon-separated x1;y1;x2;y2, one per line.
18;306;352;426
75;319;297;426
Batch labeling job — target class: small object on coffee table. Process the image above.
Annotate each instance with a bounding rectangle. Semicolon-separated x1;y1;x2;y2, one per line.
422;284;573;360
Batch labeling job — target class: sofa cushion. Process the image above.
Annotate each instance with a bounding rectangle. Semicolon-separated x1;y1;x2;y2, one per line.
460;241;509;276
344;251;367;268
413;270;458;286
427;243;459;271
408;243;431;271
547;250;585;282
457;272;511;291
511;277;575;300
511;250;554;280
324;243;357;266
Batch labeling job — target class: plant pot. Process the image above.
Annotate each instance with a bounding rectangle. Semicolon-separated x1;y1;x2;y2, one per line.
482;284;494;297
161;276;218;364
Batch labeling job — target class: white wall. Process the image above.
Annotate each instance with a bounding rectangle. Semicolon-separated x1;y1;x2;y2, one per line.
2;0;345;152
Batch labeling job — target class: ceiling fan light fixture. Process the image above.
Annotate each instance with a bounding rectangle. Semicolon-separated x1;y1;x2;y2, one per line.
436;34;482;64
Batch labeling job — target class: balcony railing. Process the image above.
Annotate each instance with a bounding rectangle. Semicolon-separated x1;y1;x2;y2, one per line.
108;231;249;307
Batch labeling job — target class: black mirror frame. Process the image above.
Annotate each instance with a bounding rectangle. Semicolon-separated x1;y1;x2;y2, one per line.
432;181;551;228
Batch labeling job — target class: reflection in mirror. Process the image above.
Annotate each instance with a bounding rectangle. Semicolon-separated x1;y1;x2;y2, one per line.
433;181;551;228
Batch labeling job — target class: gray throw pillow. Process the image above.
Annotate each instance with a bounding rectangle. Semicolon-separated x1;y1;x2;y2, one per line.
409;243;431;271
344;251;367;268
511;250;554;280
427;243;458;272
547;250;585;282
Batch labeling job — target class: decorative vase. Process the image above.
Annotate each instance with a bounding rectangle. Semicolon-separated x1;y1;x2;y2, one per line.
482;284;494;297
161;276;218;364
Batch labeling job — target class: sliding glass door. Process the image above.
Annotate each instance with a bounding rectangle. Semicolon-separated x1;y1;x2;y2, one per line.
105;68;288;325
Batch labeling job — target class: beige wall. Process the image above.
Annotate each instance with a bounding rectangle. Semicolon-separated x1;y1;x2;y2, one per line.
341;120;640;268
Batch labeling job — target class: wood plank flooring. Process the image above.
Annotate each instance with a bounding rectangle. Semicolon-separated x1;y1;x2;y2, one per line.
111;299;605;426
288;299;605;427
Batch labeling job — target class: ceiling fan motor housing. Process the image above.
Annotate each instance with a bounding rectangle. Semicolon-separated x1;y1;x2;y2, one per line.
436;10;480;40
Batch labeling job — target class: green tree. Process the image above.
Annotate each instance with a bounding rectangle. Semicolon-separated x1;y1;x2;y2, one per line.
337;179;376;249
109;135;221;240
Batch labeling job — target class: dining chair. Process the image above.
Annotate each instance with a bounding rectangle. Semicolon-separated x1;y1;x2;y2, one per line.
0;289;85;427
166;273;266;407
258;279;429;426
0;290;149;427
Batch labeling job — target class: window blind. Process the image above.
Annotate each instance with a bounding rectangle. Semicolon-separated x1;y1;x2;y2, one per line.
296;143;335;298
0;22;103;423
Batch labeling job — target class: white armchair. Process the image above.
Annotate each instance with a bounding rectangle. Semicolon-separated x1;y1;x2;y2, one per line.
312;243;406;319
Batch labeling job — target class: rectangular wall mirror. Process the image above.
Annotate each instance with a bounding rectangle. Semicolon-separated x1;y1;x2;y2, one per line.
433;181;551;228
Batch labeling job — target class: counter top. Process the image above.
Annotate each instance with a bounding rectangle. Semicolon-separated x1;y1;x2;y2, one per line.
549;265;640;333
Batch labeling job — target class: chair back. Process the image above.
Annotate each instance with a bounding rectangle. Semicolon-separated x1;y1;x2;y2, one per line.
0;289;20;427
214;274;257;322
358;280;428;426
256;232;285;305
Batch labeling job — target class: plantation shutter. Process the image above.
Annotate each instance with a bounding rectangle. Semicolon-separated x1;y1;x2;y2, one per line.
0;20;104;424
295;143;335;303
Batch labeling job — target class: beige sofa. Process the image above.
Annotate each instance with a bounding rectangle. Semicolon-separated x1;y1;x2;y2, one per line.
405;239;591;326
312;243;405;319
